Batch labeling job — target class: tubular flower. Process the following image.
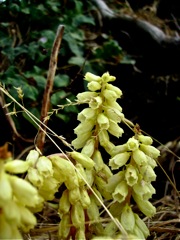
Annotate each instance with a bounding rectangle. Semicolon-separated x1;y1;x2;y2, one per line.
0;158;42;240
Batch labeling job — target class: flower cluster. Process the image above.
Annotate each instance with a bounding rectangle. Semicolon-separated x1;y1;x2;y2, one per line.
26;150;63;202
0;157;42;239
72;72;124;154
107;133;160;238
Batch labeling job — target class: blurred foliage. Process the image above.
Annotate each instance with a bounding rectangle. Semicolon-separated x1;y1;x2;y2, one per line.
0;0;133;137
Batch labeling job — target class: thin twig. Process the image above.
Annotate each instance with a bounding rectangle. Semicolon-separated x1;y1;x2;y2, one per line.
36;25;64;153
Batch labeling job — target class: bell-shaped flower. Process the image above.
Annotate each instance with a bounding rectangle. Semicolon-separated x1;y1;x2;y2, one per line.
79;187;91;208
27;167;44;187
133;179;156;200
139;165;156;182
70;151;95;169
9;176;40;207
101;72;116;82
0;214;14;239
84;72;101;82
92;150;104;172
109;152;130;170
87;81;102;91
127;137;139;151
4;160;30;174
110;144;128;157
0;172;12;201
89;96;103;109
134;213;150;238
125;164;138;186
87;196;100;221
95;175;112;200
146;156;157;169
140;144;160;159
99;129;110;148
58;213;71;239
59;189;70;215
102;89;118;101
77;108;97;122
108;119;124;138
17;203;37;232
107;171;125;193
68;187;81;204
97;113;109;130
72;131;92;149
74;119;95;135
138;134;153;145
81;138;95;157
106;83;123;98
132;149;148;166
3;200;21;223
132;192;156;217
120;204;135;232
26;150;40;166
77;91;98;102
36;156;53;177
112;180;129;203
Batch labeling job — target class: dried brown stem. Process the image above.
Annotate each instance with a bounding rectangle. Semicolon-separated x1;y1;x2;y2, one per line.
36;25;64;153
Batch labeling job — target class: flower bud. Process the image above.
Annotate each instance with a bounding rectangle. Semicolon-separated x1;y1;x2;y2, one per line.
101;72;116;82
74;119;95;135
69;151;95;169
134;213;150;238
81;138;95;157
75;228;86;239
84;169;95;186
84;72;101;82
109;152;130;170
3;200;20;223
91;187;103;206
92;150;104;172
106;83;122;98
78;108;97;122
146;156;157;169
132;225;146;239
138;135;153;145
4;160;29;174
99;129;110;148
120;204;135;232
68;187;81;204
95;176;112;200
80;187;91;208
0;172;12;201
50;155;75;179
127;137;139;151
0;214;13;239
18;203;37;232
36;156;53;177
58;213;71;239
77;91;98;102
65;172;79;190
132;192;156;217
26;150;39;166
112;180;128;203
88;81;102;91
125;164;138;186
103;221;118;236
97;113;109;130
86;196;100;221
71;201;85;228
59;189;70;215
132;149;147;166
75;163;86;186
108;120;124;138
27;167;44;187
9;176;39;207
140;144;160;159
89;96;103;109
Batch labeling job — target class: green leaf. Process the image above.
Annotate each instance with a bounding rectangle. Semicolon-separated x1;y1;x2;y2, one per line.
51;90;66;105
54;74;70;88
68;56;85;66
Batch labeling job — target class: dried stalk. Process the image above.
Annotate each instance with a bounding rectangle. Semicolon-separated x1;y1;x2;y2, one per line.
36;25;64;153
